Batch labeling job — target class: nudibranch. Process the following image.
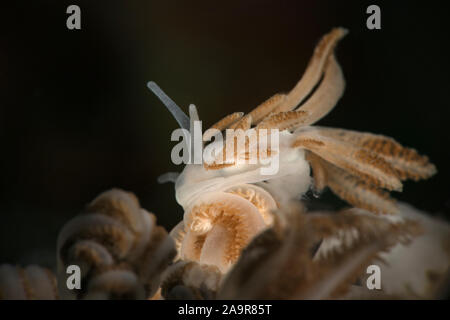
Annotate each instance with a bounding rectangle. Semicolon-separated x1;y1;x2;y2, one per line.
148;27;436;274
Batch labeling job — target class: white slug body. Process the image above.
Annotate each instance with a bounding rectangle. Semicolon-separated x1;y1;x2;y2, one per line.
174;130;310;210
169;130;312;273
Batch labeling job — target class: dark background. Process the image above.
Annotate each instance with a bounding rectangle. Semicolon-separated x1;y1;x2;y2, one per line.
1;1;449;267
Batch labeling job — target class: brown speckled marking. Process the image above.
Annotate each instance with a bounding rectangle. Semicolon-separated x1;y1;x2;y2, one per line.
305;151;328;192
313;128;437;181
276;27;348;113
293;138;325;148
187;202;254;266
18;267;34;299
248;94;286;124
257;110;308;130
205;112;243;134
229;114;252;130
354;149;398;180
44;268;58;299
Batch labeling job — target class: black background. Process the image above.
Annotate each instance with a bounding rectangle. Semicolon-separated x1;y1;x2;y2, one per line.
1;1;449;267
